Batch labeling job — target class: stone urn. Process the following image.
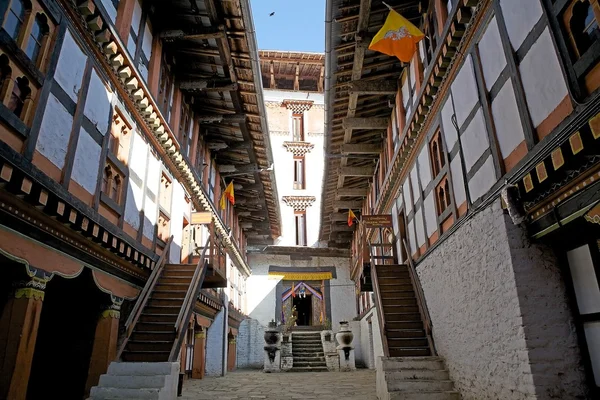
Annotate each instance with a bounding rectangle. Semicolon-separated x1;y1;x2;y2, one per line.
264;321;279;346
336;321;354;346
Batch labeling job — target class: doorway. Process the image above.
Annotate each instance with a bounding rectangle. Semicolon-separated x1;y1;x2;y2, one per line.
293;295;312;326
27;268;105;400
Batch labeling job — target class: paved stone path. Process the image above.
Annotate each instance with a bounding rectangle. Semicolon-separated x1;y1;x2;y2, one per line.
181;369;377;400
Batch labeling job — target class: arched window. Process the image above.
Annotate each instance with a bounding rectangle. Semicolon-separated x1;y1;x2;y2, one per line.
7;76;30;118
111;175;121;203
3;0;29;41
438;186;446;213
26;13;49;64
0;55;12;100
444;179;451;209
102;165;113;194
432;141;440;176
569;0;600;58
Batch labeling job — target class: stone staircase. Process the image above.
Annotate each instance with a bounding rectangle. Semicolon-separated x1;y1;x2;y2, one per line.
290;331;327;372
89;362;179;400
376;357;460;400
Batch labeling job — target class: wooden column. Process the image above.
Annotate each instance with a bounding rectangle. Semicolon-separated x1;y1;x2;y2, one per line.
115;0;136;43
84;298;122;396
191;328;206;379
227;335;236;371
0;278;48;400
147;35;163;98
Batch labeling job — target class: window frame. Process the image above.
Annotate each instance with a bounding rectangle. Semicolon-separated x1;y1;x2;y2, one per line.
294;211;307;246
293;156;305;190
291;113;304;142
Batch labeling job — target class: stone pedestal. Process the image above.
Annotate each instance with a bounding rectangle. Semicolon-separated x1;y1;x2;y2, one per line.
263;332;282;372
337;346;356;371
320;330;339;371
85;298;122;396
0;278;48;400
280;336;293;371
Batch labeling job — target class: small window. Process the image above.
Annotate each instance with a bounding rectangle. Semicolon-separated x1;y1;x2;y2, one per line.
159;173;172;211
158;212;170;241
158;56;172;116
292;113;304;141
566;0;600;59
102;163;124;204
293;157;305;189
25;14;49;65
429;130;445;177
295;211;307;246
109;112;131;162
4;0;29;42
7;76;30;119
435;176;451;216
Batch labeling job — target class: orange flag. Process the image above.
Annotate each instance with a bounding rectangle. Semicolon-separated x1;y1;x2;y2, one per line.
220;181;235;210
368;8;425;62
291;281;296;298
348;209;357;227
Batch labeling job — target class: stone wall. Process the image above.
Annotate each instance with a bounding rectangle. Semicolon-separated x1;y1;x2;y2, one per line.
236;319;264;369
416;200;586;399
205;309;225;376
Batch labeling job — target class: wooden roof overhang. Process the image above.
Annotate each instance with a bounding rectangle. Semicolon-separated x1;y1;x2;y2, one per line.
258;50;325;92
320;0;423;247
149;0;281;245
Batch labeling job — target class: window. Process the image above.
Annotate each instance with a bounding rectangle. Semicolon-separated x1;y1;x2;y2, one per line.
293;156;305;189
159;173;172;211
25;14;48;65
102;163;124;204
292;113;304;141
179;100;192;155
3;0;28;42
436;176;452;215
157;57;172;116
109;112;131;162
7;76;30;119
429;130;445;176
551;0;600;96
295;211;307;246
158;211;170;241
429;130;452;217
0;55;11;100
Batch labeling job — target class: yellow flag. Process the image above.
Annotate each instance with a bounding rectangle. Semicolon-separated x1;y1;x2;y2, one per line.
219;192;226;210
348;209;357;227
369;9;424;62
224;181;235;205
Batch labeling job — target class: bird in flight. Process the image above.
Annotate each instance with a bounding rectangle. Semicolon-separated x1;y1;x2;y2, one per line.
269;11;275;16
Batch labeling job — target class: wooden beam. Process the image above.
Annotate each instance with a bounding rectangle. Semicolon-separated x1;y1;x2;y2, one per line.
318;66;324;92
329;213;352;222
333;200;363;210
269;61;276;89
160;26;225;41
340;143;382;154
294;63;300;91
340;166;374;177
336;188;367;197
259;56;324;65
197;114;247;124
342;117;388;130
331;224;355;232
219;163;258;174
180;79;237;92
349;79;397;95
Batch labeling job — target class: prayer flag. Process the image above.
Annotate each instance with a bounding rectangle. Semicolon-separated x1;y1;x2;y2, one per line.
368;9;425;62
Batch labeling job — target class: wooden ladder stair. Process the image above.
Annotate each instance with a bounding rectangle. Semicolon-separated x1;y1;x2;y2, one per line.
368;237;435;358
117;236;210;363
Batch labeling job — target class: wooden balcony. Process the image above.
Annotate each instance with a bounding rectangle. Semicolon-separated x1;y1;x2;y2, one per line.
184;222;227;288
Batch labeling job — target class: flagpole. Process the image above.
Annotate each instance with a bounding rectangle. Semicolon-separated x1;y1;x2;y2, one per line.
381;1;394;11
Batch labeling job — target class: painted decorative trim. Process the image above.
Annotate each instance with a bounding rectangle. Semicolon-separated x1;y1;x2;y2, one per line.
282;99;314;113
585;203;600;225
270;130;290;137
282;196;316;211
15;287;45;301
283;141;314;156
195;331;206;339
268;271;333;280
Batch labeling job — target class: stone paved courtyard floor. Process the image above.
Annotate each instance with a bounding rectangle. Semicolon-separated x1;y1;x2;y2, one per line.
181;369;377;400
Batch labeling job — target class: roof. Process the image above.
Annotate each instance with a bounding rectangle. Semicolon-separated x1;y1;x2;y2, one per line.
320;0;423;247
147;0;281;245
258;50;325;92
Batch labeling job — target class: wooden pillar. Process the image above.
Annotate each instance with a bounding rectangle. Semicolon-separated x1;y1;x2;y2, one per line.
434;0;448;35
84;298;122;396
227;335;236;372
412;50;424;94
191;328;206;379
0;278;48;400
147;35;163;98
115;0;136;43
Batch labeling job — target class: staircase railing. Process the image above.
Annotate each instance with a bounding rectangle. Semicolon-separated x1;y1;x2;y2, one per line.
169;236;211;361
368;240;390;357
117;235;174;359
402;238;436;356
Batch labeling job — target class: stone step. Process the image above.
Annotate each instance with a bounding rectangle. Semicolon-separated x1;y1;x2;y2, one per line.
293;356;325;362
289;367;328;372
89;387;160;399
107;362;176;376
293;361;328;368
388;347;431;357
292;352;324;357
293;345;323;350
387;380;455;392
389;392;460;400
380;357;445;371
385;369;450;381
98;375;166;389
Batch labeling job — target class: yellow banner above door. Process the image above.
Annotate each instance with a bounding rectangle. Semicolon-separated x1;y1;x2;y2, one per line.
268;271;333;281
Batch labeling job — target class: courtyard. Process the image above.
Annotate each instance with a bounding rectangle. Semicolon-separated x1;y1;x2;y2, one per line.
181;370;377;400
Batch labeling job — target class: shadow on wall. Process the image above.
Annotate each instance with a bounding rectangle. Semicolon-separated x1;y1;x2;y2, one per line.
246;274;280;318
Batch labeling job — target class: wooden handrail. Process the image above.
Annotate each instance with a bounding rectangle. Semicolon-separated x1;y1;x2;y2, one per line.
402;238;436;356
368;239;390;357
169;236;211;361
118;235;174;359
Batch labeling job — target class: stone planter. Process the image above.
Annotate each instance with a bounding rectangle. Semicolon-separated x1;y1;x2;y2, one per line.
263;323;281;371
335;321;354;346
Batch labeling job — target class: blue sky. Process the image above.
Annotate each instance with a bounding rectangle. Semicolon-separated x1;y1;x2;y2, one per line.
250;0;325;53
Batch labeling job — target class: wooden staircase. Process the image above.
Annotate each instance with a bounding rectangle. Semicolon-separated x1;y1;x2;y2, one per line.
117;236;210;363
